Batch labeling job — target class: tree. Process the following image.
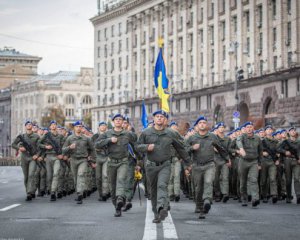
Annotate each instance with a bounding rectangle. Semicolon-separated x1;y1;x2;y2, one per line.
83;112;92;128
41;106;65;127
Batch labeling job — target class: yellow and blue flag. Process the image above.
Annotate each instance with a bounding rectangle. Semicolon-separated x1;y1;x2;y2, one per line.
141;100;148;129
154;48;170;112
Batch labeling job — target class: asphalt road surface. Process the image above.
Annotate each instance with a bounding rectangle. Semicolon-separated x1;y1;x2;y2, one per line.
0;166;299;240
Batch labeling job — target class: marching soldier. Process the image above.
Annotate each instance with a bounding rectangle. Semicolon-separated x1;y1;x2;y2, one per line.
236;122;263;207
168;121;183;202
96;114;136;217
62;121;96;204
92;121;109;201
260;126;279;203
185;116;229;219
38;120;65;201
136;110;190;223
12;120;40;201
213;122;232;203
278;127;300;204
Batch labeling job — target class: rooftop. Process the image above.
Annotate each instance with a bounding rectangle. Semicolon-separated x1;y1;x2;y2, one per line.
0;47;41;59
31;71;79;84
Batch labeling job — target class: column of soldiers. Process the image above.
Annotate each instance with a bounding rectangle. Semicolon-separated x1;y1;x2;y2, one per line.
12;110;300;223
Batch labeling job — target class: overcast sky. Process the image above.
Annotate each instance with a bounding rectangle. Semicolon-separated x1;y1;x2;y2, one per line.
0;0;97;74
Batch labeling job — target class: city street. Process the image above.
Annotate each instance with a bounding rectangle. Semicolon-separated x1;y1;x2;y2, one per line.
0;167;299;240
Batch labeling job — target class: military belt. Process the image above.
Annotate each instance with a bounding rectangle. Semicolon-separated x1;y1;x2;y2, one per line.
146;160;170;166
195;160;214;166
108;157;127;163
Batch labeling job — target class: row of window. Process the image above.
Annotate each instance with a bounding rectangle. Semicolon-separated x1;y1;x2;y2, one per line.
47;94;92;105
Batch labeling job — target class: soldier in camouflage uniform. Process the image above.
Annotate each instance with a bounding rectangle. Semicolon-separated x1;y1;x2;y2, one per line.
62;121;96;204
136;110;190;223
38;120;65;201
12;121;40;201
236;121;262;207
185;116;229;219
96;114;136;217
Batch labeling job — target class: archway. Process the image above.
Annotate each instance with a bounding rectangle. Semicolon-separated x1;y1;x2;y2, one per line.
213;104;224;125
239;102;249;124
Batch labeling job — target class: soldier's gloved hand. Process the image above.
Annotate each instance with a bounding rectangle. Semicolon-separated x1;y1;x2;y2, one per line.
91;163;97;169
239;148;246;157
32;155;38;160
111;137;118;143
192;143;200;150
19;147;26;152
37;157;43;161
184;168;190;177
45;145;53;150
147;144;155;152
57;155;63;160
285;151;291;157
275;160;280;166
69;143;76;149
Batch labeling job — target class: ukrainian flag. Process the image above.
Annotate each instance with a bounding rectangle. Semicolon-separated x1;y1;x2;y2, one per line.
154;47;170;112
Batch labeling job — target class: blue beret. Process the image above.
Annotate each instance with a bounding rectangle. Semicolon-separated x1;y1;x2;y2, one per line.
169;121;177;127
194;115;207;126
42;127;49;131
215;122;226;129
187;128;194;132
257;128;264;133
124;116;130;122
280;129;287;134
49;120;57;126
73;120;83;127
210;127;215;132
243;121;253;127
226;131;233;136
152;110;169;119
112;113;124;121
264;125;273;131
272;131;280;137
235;127;241;131
98;121;107;126
24;120;32;126
288;127;296;131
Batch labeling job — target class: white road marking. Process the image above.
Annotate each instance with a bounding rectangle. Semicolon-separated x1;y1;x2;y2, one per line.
0;204;21;211
142;200;157;240
162;211;178;239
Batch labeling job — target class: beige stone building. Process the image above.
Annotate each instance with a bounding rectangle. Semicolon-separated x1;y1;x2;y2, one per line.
11;68;94;138
0;47;42;89
91;0;300;131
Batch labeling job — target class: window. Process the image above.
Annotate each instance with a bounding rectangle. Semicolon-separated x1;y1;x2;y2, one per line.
259;32;263;50
48;94;57;104
176;100;181;112
186;98;190;111
210;26;214;43
111;25;115;37
273;28;277;45
66;95;75;105
82;95;92;105
211;49;214;66
245;11;250;31
260;60;264;75
273;56;278;70
287;22;291;42
119;57;122;70
196;96;201;110
207;94;212;110
104;28;107;39
272;0;276;19
199;29;203;43
98;30;101;41
65;108;74;117
97;47;101;58
200;52;203;66
111;59;114;72
111;42;114;55
179;37;183;54
287;0;291;14
232;16;237;33
104;45;107;58
97;79;100;90
221;21;226;40
223;70;226;81
288;51;293;66
200;7;203;22
118;23;122;35
281;80;288;98
118;40;122;53
180;58;184;74
258;5;262;26
210;2;214;18
246;37;250;55
223;45;226;61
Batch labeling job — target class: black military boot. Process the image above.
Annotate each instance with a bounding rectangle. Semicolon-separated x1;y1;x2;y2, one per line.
297;197;300;204
63;191;67;197
76;195;83;204
26;194;32;201
57;192;62;199
31;193;36;199
40;191;45;197
87;190;91;197
114;197;124;217
50;192;56;201
169;195;175;201
199;211;206;219
174;195;180;202
123;202;132;212
158;207;168;221
203;200;211;214
262;197;268;203
222;195;229;203
83;191;87;198
286;198;292;203
272;195;278;204
242;199;248;207
252;199;260;207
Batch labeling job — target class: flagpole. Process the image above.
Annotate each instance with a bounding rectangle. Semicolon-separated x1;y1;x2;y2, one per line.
158;37;164;111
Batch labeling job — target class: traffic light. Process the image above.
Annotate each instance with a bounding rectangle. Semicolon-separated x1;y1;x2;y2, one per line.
237;69;244;81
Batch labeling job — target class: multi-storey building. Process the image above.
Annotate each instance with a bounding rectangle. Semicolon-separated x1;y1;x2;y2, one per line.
0;88;11;157
91;0;300;131
0;47;42;89
11;68;94;140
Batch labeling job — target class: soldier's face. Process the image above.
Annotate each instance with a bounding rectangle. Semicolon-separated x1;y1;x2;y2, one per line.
32;126;38;132
197;120;207;131
218;126;225;133
154;114;165;126
259;131;265;138
289;129;297;137
266;128;273;135
122;121;129;129
281;132;287;138
246;125;254;134
50;123;57;131
241;127;246;133
74;125;82;134
25;123;32;130
113;117;124;128
99;125;107;132
37;129;43;135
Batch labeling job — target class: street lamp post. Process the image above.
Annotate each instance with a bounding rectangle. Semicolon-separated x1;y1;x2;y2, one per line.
228;41;240;129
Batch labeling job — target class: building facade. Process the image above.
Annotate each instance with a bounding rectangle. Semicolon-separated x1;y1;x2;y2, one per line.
0;47;42;89
91;0;300;131
0;88;11;157
11;68;94;140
